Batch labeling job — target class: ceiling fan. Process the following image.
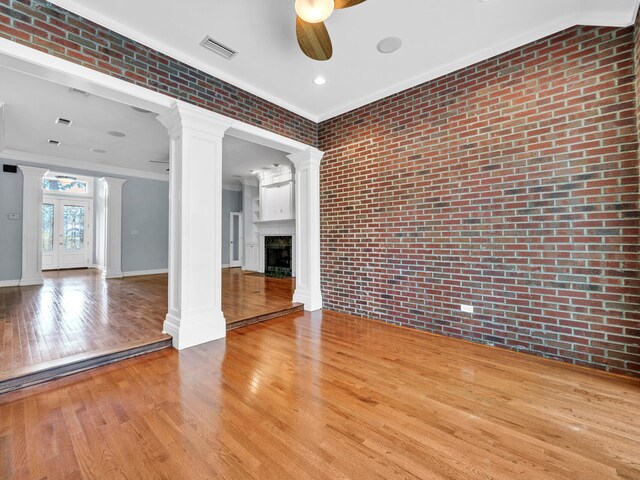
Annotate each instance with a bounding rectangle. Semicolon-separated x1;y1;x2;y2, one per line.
295;0;367;61
149;159;170;172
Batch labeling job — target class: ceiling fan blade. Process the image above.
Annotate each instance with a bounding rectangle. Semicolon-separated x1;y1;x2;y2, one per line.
334;0;367;9
296;16;333;61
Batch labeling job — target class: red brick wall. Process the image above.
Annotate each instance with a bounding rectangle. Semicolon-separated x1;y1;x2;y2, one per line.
0;0;317;146
319;26;640;376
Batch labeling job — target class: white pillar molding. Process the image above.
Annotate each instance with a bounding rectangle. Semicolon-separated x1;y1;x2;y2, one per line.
18;165;48;286
288;148;324;311
0;102;6;151
157;101;233;350
98;176;127;279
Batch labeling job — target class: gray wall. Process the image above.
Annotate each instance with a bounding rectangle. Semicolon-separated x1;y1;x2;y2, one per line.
121;177;169;272
0;159;169;281
222;189;242;266
0;167;23;281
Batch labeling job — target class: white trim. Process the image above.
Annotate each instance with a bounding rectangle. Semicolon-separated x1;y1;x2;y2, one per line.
18;165;48;286
46;0;317;122
122;269;168;277
221;264;231;269
0;279;20;287
1;149;169;182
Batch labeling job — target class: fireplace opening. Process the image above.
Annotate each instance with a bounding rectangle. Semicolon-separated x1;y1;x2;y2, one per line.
265;236;292;278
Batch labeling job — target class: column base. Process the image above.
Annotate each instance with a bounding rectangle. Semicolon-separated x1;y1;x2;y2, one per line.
103;268;123;279
163;310;227;350
19;274;44;286
293;288;323;311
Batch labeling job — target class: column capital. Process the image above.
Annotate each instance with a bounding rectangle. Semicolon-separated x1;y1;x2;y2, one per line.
100;176;127;187
287;148;324;168
18;165;49;177
157;101;233;139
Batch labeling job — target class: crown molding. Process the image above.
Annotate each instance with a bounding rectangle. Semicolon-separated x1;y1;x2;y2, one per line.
0;149;169;182
47;0;318;123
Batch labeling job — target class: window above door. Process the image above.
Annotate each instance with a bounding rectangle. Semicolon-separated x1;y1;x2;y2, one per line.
42;172;93;196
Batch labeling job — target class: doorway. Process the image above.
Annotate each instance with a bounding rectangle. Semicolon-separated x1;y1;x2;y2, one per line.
42;196;92;270
229;212;243;268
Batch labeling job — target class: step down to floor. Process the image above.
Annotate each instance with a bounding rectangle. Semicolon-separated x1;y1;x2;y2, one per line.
0;337;172;395
227;303;304;331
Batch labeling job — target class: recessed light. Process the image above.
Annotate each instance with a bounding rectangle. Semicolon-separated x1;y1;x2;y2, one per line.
90;148;106;154
273;163;280;167
313;76;327;86
107;131;126;137
55;117;72;126
47;139;61;146
377;37;402;54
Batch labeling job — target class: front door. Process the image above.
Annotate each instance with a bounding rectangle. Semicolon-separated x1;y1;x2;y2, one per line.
42;197;92;270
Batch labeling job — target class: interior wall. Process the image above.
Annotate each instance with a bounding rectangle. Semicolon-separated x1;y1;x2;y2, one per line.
319;26;640;376
0;167;23;282
0;159;169;280
222;189;243;266
121;177;169;273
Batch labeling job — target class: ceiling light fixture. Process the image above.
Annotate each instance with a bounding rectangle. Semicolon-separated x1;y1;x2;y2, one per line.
313;76;327;86
377;37;403;54
55;117;72;126
55;175;76;185
108;131;126;137
47;139;61;146
295;0;334;23
90;148;106;154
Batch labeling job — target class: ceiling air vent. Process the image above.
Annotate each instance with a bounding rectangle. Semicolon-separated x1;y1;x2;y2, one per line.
200;36;237;60
47;139;61;146
55;117;72;126
68;87;90;97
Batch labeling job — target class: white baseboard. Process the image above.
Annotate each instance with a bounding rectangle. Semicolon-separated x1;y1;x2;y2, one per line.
90;264;106;272
0;279;20;287
123;269;168;277
221;264;230;269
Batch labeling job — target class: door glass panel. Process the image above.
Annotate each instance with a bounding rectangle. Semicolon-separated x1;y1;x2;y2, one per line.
232;215;239;261
63;205;85;251
42;203;54;251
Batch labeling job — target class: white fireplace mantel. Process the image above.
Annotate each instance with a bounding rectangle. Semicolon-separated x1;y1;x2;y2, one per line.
255;219;296;276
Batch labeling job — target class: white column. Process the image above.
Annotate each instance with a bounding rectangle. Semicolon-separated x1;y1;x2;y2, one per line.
98;177;126;278
18;165;48;286
157;101;232;350
288;149;324;311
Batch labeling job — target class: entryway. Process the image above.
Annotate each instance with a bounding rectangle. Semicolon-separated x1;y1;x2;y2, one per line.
42;196;92;270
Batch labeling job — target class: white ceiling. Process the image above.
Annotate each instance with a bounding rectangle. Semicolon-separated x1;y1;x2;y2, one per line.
50;0;639;122
0;66;291;184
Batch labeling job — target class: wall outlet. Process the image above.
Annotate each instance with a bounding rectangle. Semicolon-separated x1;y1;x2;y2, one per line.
8;213;19;220
461;304;474;313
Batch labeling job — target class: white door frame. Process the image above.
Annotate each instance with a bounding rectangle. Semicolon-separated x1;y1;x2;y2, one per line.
0;37;324;348
229;212;243;268
42;195;93;270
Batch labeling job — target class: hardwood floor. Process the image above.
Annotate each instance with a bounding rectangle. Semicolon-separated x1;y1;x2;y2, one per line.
0;269;170;380
1;310;638;480
1;268;296;381
222;268;298;325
